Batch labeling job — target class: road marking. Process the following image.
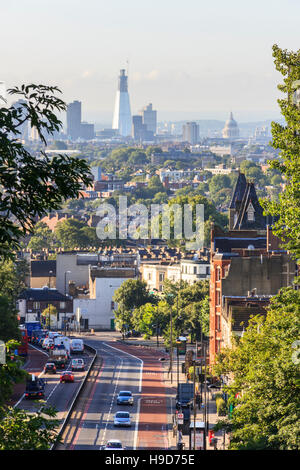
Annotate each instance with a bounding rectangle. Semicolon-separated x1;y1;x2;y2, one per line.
100;358;124;447
102;343;144;450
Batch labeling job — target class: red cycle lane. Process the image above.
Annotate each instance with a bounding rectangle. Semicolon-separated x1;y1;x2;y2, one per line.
107;342;170;450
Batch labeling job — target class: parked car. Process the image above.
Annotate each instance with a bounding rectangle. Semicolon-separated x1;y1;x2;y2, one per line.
60;371;74;383
113;411;131;427
117;391;134;406
101;439;125;450
44;362;57;374
71;358;85;371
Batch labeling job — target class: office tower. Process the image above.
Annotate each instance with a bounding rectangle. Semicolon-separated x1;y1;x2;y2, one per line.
67;100;82;140
182;121;199;145
112;69;132;136
141;103;157;134
80;122;95;140
132;115;145;140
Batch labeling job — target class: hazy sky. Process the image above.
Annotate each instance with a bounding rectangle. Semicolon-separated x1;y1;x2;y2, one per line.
1;0;299;123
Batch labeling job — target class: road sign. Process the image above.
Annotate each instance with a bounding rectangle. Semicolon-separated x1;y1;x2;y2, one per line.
177;412;184;425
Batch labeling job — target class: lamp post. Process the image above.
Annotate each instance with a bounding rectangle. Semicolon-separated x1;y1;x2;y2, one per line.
48;270;53;331
64;271;71;336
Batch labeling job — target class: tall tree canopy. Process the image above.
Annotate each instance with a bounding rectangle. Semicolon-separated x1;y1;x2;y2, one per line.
261;45;300;258
0;84;92;259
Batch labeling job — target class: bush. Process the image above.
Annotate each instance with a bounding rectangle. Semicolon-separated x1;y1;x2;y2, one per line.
216;397;227;416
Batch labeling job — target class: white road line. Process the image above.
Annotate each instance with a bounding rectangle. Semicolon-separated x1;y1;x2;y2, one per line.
103;343;143;393
134;398;141;450
100;358;124;447
102;343;144;450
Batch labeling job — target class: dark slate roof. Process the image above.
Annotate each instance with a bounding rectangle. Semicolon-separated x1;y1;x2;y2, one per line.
233;182;266;230
18;288;68;301
30;260;56;277
214;236;266;253
229;172;247;209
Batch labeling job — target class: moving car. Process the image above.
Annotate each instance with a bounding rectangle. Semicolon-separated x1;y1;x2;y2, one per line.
117;391;134;406
60;371;74;383
44;362;57;374
25;375;46;399
113;411;131;427
71;358;85;371
70;338;84;354
101;439;125;450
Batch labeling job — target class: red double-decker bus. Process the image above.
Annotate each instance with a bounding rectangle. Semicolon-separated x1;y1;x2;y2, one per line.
18;326;29;356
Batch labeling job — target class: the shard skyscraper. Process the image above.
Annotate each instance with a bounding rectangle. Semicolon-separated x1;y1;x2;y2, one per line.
112;69;132;137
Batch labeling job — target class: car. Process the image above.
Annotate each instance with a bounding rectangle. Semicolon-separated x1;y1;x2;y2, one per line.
25;375;46;399
44;362;57;374
117;391;134;406
101;439;125;450
60;371;74;383
71;358;85;371
113;411;131;427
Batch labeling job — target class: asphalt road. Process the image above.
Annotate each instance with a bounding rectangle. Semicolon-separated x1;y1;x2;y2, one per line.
65;338;143;450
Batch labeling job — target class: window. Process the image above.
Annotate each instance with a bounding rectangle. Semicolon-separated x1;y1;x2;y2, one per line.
60;302;66;309
193;266;197;275
216;290;221;306
33;302;40;310
216;267;221;281
247;202;255;222
159;273;165;282
148;273;152;280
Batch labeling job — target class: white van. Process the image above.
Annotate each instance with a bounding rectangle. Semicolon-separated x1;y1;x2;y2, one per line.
54;336;71;357
70;338;84;354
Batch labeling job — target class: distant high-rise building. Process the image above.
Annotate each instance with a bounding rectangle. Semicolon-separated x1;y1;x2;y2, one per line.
112;69;132;137
182;121;199;145
141;103;157;134
222;112;239;139
80;122;95;140
67;100;82;140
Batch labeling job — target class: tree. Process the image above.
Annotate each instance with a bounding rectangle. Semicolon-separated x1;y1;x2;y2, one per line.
41;305;58;329
54;218;98;249
213;287;300;450
27;221;54;251
0;294;20;343
113;279;156;336
0;405;60;450
0;84;92;260
260;45;300;258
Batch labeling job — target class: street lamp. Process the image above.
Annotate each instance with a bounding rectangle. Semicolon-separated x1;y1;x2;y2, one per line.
48;270;53;331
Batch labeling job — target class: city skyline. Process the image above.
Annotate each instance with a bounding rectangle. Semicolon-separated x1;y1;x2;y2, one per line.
1;0;299;123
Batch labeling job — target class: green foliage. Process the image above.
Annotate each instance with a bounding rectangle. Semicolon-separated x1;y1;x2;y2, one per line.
0;84;92;260
214;287;300;450
260;45;300;258
0;405;60;449
54;218;99;249
41;305;58;329
113;279;156;334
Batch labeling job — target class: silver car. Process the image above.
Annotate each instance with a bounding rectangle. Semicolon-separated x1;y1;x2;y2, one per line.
113;411;131;427
117;390;134;406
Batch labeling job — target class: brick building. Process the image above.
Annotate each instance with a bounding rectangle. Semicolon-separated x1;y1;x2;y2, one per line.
209;173;297;364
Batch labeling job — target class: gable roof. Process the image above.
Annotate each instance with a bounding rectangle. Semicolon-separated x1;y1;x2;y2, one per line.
233;182;266;230
229;172;247;209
